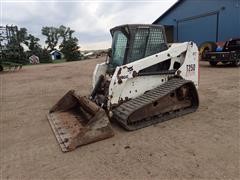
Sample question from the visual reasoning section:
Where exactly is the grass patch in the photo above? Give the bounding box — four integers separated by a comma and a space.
52, 59, 66, 63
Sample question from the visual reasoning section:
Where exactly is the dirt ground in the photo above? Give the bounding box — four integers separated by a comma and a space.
0, 57, 239, 180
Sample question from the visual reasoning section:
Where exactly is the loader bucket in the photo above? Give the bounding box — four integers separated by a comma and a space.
47, 90, 114, 152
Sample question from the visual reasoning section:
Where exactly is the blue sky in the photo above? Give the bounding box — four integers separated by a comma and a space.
1, 0, 177, 50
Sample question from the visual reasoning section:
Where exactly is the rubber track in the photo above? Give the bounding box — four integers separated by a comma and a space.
112, 78, 199, 130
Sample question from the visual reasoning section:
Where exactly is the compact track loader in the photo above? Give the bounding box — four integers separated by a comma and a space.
48, 24, 199, 152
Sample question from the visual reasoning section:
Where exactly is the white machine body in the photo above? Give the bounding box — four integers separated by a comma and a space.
93, 42, 199, 109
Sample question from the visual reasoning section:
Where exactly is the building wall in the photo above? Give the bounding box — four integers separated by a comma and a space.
154, 0, 240, 45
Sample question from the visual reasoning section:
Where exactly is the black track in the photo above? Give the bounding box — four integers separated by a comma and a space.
112, 78, 199, 130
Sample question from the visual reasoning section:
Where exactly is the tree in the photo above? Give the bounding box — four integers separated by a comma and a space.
37, 48, 52, 63
58, 25, 81, 61
27, 34, 40, 51
60, 37, 80, 61
59, 25, 74, 42
1, 25, 28, 64
41, 26, 61, 51
41, 25, 81, 61
17, 27, 28, 44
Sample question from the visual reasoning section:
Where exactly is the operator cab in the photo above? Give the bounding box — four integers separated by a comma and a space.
108, 24, 169, 72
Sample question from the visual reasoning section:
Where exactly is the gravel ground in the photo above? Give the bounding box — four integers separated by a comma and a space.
0, 57, 239, 180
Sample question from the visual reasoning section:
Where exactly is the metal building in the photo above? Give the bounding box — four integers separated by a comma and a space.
153, 0, 240, 45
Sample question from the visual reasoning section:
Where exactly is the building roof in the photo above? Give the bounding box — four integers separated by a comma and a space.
50, 50, 61, 54
153, 0, 185, 24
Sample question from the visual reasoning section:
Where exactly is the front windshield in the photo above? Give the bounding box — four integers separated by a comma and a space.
111, 31, 127, 68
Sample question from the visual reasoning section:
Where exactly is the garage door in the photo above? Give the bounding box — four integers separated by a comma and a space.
177, 13, 218, 45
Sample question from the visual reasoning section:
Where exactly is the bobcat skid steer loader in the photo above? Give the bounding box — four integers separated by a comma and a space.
47, 24, 199, 152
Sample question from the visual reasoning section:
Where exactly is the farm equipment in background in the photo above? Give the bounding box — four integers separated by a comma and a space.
199, 38, 240, 66
47, 24, 199, 152
0, 25, 25, 72
0, 61, 22, 72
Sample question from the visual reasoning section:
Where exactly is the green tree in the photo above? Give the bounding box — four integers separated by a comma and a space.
41, 25, 81, 61
2, 26, 28, 64
27, 34, 40, 51
41, 26, 61, 51
59, 25, 75, 42
37, 48, 52, 63
60, 37, 80, 61
17, 27, 28, 44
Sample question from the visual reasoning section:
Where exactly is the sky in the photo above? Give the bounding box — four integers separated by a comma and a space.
1, 0, 177, 50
